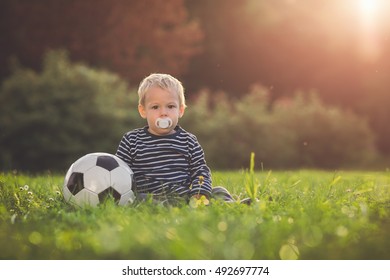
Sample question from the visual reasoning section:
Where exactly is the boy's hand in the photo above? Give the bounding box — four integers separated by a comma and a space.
189, 194, 210, 207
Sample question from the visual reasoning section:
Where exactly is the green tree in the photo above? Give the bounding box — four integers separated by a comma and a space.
0, 50, 141, 171
182, 87, 377, 169
273, 92, 378, 168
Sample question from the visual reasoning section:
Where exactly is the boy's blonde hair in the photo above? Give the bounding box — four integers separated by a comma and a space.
138, 73, 186, 108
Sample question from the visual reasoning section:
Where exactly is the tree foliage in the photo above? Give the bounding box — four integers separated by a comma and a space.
0, 50, 142, 171
0, 51, 378, 171
1, 0, 203, 84
181, 86, 377, 170
1, 0, 388, 170
184, 0, 390, 156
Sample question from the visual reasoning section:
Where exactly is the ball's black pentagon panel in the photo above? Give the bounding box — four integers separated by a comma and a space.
96, 155, 119, 171
67, 172, 84, 195
98, 186, 121, 203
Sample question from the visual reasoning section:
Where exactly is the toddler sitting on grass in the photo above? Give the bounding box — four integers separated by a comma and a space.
116, 73, 250, 205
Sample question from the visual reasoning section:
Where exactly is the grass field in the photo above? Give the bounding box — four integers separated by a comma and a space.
0, 169, 389, 260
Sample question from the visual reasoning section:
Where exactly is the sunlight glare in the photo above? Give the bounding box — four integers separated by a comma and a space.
359, 0, 379, 16
357, 0, 382, 63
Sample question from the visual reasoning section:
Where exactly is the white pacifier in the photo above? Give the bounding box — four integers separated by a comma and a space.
155, 117, 172, 129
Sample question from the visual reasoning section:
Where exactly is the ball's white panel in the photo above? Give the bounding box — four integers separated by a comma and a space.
73, 189, 99, 207
110, 167, 133, 194
115, 156, 133, 174
118, 190, 136, 205
63, 164, 74, 193
71, 154, 98, 173
62, 184, 73, 202
84, 166, 110, 193
64, 163, 74, 183
90, 152, 112, 157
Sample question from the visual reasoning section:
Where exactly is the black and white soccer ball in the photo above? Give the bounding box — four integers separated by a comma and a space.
63, 152, 135, 207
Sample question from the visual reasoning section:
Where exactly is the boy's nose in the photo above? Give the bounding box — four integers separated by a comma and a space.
160, 108, 168, 116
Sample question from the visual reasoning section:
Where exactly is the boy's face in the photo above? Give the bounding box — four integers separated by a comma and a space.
138, 86, 185, 136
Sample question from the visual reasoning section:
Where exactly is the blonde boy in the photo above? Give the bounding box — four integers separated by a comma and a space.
116, 73, 235, 204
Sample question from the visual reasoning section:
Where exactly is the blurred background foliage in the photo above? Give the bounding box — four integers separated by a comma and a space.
181, 86, 377, 170
0, 51, 377, 171
0, 0, 389, 171
0, 50, 143, 171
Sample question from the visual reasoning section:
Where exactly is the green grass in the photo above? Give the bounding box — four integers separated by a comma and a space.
0, 169, 389, 260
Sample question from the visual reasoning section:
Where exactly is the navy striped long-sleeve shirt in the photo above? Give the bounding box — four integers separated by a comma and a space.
115, 126, 212, 200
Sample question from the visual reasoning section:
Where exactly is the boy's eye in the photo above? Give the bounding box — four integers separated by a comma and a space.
168, 105, 176, 109
151, 105, 158, 110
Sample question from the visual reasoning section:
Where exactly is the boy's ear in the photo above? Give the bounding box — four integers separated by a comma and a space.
138, 104, 147, 119
179, 105, 185, 118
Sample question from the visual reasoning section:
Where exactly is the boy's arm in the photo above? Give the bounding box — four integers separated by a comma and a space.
188, 138, 212, 199
115, 133, 133, 167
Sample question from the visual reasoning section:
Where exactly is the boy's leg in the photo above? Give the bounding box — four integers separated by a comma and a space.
211, 186, 254, 205
211, 186, 235, 202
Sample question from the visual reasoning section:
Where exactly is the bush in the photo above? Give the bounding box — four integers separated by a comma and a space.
182, 87, 378, 169
0, 50, 142, 171
0, 50, 378, 171
273, 92, 377, 168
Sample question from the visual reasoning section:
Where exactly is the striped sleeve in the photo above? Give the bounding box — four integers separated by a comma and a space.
116, 134, 132, 166
115, 129, 139, 167
187, 134, 212, 198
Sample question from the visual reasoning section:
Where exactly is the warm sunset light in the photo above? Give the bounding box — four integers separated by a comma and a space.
359, 0, 379, 16
357, 0, 382, 62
